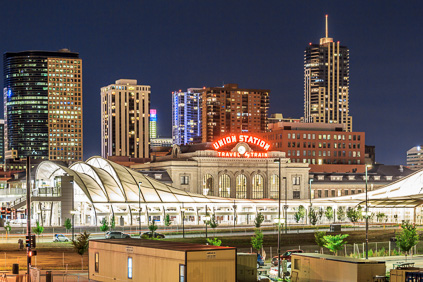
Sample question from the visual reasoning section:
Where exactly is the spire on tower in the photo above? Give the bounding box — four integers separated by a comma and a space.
325, 14, 328, 38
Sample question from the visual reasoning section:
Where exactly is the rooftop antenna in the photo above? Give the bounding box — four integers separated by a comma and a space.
325, 14, 328, 38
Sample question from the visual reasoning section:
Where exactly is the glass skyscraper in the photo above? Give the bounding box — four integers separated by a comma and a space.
172, 88, 202, 145
3, 49, 83, 161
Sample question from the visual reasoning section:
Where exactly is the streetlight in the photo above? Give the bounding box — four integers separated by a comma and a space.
365, 165, 372, 259
284, 177, 288, 235
138, 182, 142, 235
181, 203, 186, 239
70, 210, 78, 241
204, 205, 210, 239
274, 217, 285, 278
309, 178, 314, 206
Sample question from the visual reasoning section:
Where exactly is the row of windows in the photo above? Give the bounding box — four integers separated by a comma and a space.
291, 158, 361, 165
288, 150, 361, 157
287, 142, 361, 149
283, 133, 361, 141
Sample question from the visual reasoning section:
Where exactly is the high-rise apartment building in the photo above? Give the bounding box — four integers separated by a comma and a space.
3, 50, 83, 161
150, 109, 157, 139
304, 15, 352, 131
0, 120, 4, 164
201, 84, 269, 143
407, 146, 423, 170
172, 88, 202, 145
101, 79, 150, 159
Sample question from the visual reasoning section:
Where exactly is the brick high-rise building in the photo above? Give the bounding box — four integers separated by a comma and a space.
3, 49, 83, 161
201, 83, 269, 143
101, 79, 150, 159
304, 15, 352, 131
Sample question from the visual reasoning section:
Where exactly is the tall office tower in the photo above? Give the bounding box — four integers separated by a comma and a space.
150, 109, 157, 139
304, 15, 352, 132
0, 120, 4, 164
172, 88, 202, 145
101, 79, 150, 159
407, 146, 423, 170
201, 83, 269, 143
3, 50, 83, 161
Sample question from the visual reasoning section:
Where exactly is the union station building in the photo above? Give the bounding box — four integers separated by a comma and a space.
131, 134, 310, 200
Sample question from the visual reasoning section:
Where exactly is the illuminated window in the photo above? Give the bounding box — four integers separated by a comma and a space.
269, 175, 279, 199
252, 175, 264, 199
128, 257, 133, 279
219, 174, 231, 197
236, 175, 247, 199
202, 174, 213, 196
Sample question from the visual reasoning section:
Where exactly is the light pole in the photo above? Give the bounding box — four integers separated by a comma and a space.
181, 203, 186, 239
284, 177, 288, 235
204, 205, 210, 239
138, 182, 142, 235
365, 165, 371, 259
309, 178, 314, 206
274, 158, 282, 279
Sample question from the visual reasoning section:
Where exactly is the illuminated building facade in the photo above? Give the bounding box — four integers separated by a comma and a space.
407, 146, 423, 170
0, 120, 4, 164
172, 88, 202, 145
304, 15, 352, 131
201, 84, 269, 142
133, 133, 309, 200
3, 49, 83, 161
264, 122, 365, 167
150, 109, 157, 139
101, 79, 150, 159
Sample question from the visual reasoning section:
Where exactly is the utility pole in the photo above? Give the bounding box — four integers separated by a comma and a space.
26, 156, 31, 282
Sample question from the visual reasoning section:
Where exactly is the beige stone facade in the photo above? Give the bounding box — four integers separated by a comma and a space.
131, 148, 311, 201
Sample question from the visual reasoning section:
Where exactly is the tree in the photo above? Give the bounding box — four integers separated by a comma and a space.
251, 229, 264, 253
64, 218, 72, 233
308, 207, 318, 226
294, 205, 306, 223
346, 207, 359, 225
99, 218, 109, 233
71, 231, 90, 270
357, 205, 364, 221
325, 207, 334, 222
32, 221, 44, 236
337, 206, 346, 222
148, 220, 158, 237
110, 216, 116, 230
318, 207, 324, 223
209, 213, 218, 229
164, 214, 172, 227
376, 212, 386, 223
323, 234, 349, 256
254, 212, 264, 228
315, 231, 326, 254
4, 222, 11, 239
206, 237, 222, 246
396, 221, 419, 261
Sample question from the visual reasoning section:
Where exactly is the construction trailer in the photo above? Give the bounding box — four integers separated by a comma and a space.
89, 239, 236, 282
290, 253, 386, 282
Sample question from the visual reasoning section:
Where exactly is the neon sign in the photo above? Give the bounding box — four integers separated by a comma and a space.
217, 151, 268, 158
212, 135, 270, 151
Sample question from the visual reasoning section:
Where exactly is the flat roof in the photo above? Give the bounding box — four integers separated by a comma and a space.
292, 253, 385, 264
90, 239, 236, 252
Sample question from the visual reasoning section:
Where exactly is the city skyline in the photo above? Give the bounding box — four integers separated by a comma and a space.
0, 1, 422, 165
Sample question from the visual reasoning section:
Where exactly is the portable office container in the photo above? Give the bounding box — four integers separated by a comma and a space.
290, 253, 385, 282
89, 239, 236, 282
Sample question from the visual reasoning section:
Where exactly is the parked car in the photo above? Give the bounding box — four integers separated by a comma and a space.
257, 253, 265, 269
105, 231, 131, 239
53, 234, 70, 242
269, 261, 291, 278
271, 249, 303, 265
141, 232, 165, 239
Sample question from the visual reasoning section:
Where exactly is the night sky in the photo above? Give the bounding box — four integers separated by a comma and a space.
0, 1, 422, 165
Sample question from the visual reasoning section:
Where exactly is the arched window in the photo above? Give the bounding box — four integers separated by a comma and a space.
202, 174, 214, 196
236, 174, 247, 199
270, 174, 279, 199
252, 174, 264, 199
219, 174, 231, 197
